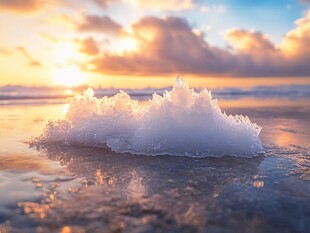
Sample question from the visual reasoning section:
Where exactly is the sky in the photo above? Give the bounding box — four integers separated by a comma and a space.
0, 0, 310, 88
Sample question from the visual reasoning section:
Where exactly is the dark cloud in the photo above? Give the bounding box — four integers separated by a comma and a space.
78, 15, 123, 35
16, 46, 42, 67
0, 0, 45, 13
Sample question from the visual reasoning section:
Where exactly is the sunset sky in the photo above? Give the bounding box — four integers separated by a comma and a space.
0, 0, 310, 88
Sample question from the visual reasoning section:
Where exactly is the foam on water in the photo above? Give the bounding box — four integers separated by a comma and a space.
33, 78, 263, 157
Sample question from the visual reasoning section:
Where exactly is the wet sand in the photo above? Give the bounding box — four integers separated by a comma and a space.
0, 100, 309, 233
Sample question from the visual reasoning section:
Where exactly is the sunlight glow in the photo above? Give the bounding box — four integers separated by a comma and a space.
54, 42, 80, 65
63, 104, 70, 114
65, 89, 73, 95
52, 66, 86, 87
112, 37, 138, 55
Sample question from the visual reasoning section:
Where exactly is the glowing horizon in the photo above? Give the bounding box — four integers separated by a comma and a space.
0, 0, 310, 88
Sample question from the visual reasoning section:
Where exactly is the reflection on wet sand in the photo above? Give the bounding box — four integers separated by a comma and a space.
1, 102, 310, 233
0, 154, 60, 172
224, 106, 310, 147
14, 146, 264, 233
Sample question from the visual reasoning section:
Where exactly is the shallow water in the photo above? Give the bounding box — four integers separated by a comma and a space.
0, 99, 310, 233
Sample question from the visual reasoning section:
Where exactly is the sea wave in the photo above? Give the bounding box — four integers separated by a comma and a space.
31, 78, 263, 157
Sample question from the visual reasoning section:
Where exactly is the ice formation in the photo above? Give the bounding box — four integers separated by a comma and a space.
33, 78, 263, 157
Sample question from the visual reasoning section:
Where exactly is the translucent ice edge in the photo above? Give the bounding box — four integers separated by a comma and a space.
32, 78, 263, 157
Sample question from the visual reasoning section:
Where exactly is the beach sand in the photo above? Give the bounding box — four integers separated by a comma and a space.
0, 99, 309, 233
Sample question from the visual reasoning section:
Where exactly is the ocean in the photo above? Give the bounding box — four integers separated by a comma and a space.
0, 83, 309, 233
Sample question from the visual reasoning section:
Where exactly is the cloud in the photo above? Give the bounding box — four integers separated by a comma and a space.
92, 0, 115, 8
210, 4, 227, 14
0, 46, 12, 55
0, 0, 45, 13
58, 0, 116, 10
200, 4, 227, 14
88, 16, 235, 75
226, 29, 276, 52
39, 32, 59, 43
0, 0, 116, 14
299, 0, 310, 4
135, 0, 194, 11
78, 15, 123, 35
77, 37, 100, 55
16, 46, 42, 67
225, 10, 310, 76
280, 10, 310, 57
77, 10, 310, 77
276, 10, 310, 75
225, 29, 284, 75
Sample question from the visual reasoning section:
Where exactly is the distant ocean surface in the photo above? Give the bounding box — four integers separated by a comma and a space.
1, 84, 310, 105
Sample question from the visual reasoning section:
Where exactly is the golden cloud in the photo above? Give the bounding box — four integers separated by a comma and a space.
78, 15, 123, 35
78, 37, 100, 55
135, 0, 194, 11
16, 46, 42, 67
0, 0, 45, 13
81, 11, 310, 76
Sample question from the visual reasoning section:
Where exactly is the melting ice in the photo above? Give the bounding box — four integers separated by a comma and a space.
33, 78, 263, 157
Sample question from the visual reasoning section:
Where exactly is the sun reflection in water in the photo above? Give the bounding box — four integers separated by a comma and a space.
253, 180, 264, 188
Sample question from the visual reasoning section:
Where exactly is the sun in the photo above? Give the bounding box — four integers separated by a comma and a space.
51, 40, 88, 87
54, 41, 79, 64
52, 65, 87, 87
